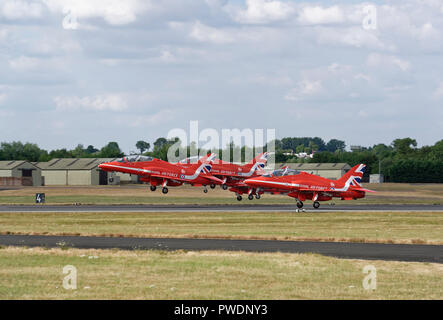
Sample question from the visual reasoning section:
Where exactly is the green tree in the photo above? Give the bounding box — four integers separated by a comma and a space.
326, 139, 346, 152
85, 145, 99, 154
99, 142, 124, 158
392, 138, 417, 155
136, 141, 151, 154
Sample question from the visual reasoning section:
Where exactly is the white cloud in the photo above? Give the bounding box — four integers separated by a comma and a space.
54, 94, 128, 112
8, 56, 40, 71
129, 109, 175, 127
367, 53, 411, 72
190, 21, 234, 44
285, 80, 322, 101
314, 26, 387, 50
0, 0, 44, 20
298, 5, 344, 25
231, 0, 294, 24
0, 93, 7, 105
433, 82, 443, 99
42, 0, 149, 25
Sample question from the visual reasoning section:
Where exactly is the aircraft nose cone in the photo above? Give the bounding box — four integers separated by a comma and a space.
98, 163, 109, 171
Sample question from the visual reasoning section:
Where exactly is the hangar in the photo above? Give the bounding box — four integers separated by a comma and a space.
273, 163, 351, 180
36, 158, 138, 186
0, 161, 42, 186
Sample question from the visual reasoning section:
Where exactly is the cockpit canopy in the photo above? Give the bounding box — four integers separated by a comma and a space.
263, 168, 300, 177
178, 156, 202, 164
116, 155, 153, 163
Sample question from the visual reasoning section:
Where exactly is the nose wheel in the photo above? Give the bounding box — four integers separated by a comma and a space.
313, 201, 320, 209
236, 195, 242, 201
221, 184, 228, 190
255, 194, 261, 200
162, 187, 168, 194
150, 185, 156, 192
296, 201, 304, 209
203, 188, 208, 193
248, 194, 254, 200
210, 184, 216, 189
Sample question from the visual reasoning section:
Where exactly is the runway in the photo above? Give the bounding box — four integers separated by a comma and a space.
0, 234, 441, 263
0, 204, 442, 212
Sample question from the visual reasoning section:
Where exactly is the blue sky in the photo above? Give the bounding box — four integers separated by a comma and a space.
0, 0, 442, 153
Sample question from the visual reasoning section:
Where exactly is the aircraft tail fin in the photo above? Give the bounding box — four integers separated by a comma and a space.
243, 152, 269, 170
187, 153, 216, 175
337, 164, 366, 187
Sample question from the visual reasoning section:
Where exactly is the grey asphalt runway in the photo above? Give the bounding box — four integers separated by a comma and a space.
0, 234, 441, 263
0, 204, 442, 212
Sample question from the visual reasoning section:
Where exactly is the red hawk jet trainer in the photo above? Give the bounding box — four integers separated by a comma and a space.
98, 153, 223, 194
178, 152, 269, 192
244, 164, 374, 208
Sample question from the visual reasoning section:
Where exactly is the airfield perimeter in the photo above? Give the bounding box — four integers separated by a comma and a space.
0, 183, 442, 263
0, 183, 442, 299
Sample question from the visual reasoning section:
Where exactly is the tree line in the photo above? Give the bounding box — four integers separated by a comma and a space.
269, 137, 443, 183
0, 137, 442, 182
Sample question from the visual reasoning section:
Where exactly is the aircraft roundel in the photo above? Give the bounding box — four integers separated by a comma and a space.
180, 174, 185, 179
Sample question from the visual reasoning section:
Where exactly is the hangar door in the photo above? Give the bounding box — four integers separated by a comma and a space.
99, 170, 108, 185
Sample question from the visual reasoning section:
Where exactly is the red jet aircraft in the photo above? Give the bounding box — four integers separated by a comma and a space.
177, 152, 269, 194
98, 154, 223, 194
243, 164, 374, 208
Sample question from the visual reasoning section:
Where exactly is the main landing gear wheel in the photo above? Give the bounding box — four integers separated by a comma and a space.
150, 185, 156, 192
296, 201, 304, 209
162, 187, 168, 194
313, 201, 320, 209
222, 184, 228, 190
203, 188, 208, 193
255, 194, 261, 200
210, 184, 216, 189
248, 194, 254, 200
237, 195, 242, 201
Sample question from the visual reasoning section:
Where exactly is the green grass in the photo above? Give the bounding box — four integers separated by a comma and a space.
0, 195, 441, 205
1, 211, 442, 244
0, 195, 299, 205
0, 247, 441, 299
0, 183, 442, 205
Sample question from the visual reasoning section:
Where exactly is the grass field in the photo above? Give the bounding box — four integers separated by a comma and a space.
1, 211, 442, 244
1, 184, 442, 300
0, 246, 441, 300
0, 183, 442, 205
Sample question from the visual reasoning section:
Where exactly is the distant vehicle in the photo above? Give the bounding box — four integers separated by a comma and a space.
243, 164, 374, 208
178, 152, 269, 197
98, 153, 223, 194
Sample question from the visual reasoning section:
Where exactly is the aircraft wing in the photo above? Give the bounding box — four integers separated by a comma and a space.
202, 175, 224, 184
149, 173, 181, 180
352, 187, 376, 193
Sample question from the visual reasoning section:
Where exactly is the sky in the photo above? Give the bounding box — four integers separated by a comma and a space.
0, 0, 442, 154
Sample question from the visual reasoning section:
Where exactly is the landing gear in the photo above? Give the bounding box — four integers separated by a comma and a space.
255, 194, 261, 200
248, 194, 254, 200
296, 201, 304, 209
313, 201, 320, 209
203, 188, 208, 193
222, 184, 228, 190
210, 184, 216, 189
237, 195, 242, 201
150, 185, 156, 192
162, 187, 168, 194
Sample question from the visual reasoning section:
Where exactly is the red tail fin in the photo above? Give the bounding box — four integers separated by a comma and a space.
337, 164, 366, 186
